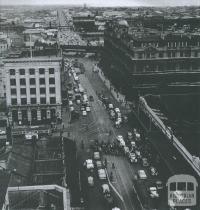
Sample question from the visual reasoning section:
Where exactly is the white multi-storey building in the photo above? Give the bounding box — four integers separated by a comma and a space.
4, 57, 62, 125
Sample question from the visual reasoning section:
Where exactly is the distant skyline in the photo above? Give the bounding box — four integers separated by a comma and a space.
0, 0, 200, 7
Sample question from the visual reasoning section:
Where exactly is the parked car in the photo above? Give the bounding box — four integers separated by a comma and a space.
69, 106, 74, 111
98, 169, 107, 180
138, 170, 147, 179
89, 95, 94, 101
114, 108, 120, 113
123, 146, 129, 155
68, 100, 73, 106
149, 187, 159, 198
80, 105, 85, 111
102, 184, 110, 194
135, 150, 142, 159
108, 104, 114, 109
115, 120, 122, 128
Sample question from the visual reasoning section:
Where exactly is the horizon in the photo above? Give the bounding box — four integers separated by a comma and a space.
0, 0, 199, 7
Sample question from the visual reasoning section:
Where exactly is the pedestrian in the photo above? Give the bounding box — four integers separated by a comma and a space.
112, 162, 115, 169
104, 158, 107, 168
62, 123, 64, 129
110, 172, 113, 182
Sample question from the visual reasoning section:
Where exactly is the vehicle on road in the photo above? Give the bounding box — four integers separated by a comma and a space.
142, 158, 150, 167
138, 170, 147, 179
108, 103, 114, 109
76, 99, 81, 104
102, 184, 110, 194
127, 132, 133, 140
123, 146, 129, 155
102, 184, 114, 204
94, 151, 100, 160
89, 95, 94, 101
129, 153, 138, 163
88, 176, 94, 187
156, 180, 163, 191
98, 169, 107, 180
80, 105, 85, 111
82, 110, 87, 116
149, 187, 159, 198
116, 135, 125, 147
115, 120, 121, 128
68, 100, 73, 106
135, 150, 142, 159
69, 106, 74, 111
95, 160, 102, 169
114, 107, 120, 113
150, 166, 158, 176
84, 159, 94, 170
86, 106, 91, 112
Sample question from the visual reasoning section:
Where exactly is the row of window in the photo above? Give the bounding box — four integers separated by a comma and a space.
10, 78, 55, 86
11, 97, 56, 105
11, 87, 56, 95
9, 68, 55, 75
136, 51, 198, 59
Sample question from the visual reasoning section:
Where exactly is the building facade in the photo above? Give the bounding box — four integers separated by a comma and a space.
4, 57, 62, 125
103, 19, 200, 98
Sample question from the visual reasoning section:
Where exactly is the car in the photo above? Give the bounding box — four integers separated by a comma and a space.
149, 187, 159, 198
135, 150, 142, 158
68, 100, 73, 106
86, 106, 91, 112
156, 180, 163, 190
76, 99, 81, 104
89, 95, 94, 101
98, 169, 106, 180
117, 117, 122, 123
88, 176, 94, 187
69, 106, 74, 111
115, 107, 120, 113
84, 159, 94, 169
108, 104, 114, 109
130, 141, 136, 148
115, 120, 121, 128
138, 170, 147, 179
150, 167, 158, 176
142, 158, 150, 167
102, 184, 110, 194
129, 153, 138, 163
94, 151, 100, 160
95, 160, 102, 169
80, 106, 85, 111
116, 135, 123, 142
127, 132, 133, 140
117, 112, 121, 118
112, 208, 120, 210
82, 110, 87, 116
74, 87, 79, 93
123, 146, 129, 155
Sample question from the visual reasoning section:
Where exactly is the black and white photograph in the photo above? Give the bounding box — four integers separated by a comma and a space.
0, 0, 200, 210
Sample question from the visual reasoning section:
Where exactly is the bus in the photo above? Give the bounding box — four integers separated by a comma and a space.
166, 174, 198, 207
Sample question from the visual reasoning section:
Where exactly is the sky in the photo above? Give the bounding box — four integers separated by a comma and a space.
0, 0, 199, 7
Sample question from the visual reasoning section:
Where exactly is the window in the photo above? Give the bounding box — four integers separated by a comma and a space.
10, 79, 16, 86
20, 78, 26, 85
20, 88, 26, 95
194, 52, 198, 57
170, 182, 176, 191
40, 88, 46, 94
168, 52, 171, 58
49, 68, 54, 74
177, 182, 186, 191
30, 88, 36, 94
29, 68, 35, 75
21, 98, 27, 105
172, 52, 176, 57
31, 98, 36, 104
11, 98, 17, 105
159, 52, 163, 58
138, 53, 143, 59
39, 78, 45, 85
40, 97, 46, 104
39, 68, 45, 74
11, 89, 16, 95
49, 78, 55, 84
30, 78, 36, 85
180, 51, 184, 57
10, 69, 15, 75
146, 53, 150, 58
49, 87, 55, 94
187, 182, 194, 191
50, 97, 56, 104
19, 69, 25, 75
